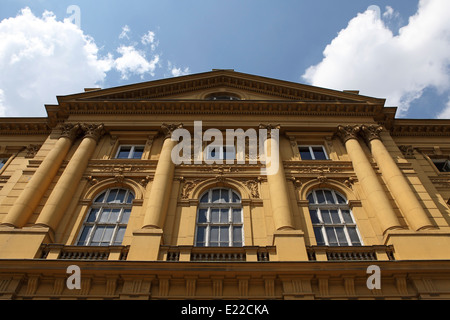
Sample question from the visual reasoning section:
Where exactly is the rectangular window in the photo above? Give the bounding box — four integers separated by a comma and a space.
116, 145, 145, 159
299, 146, 328, 160
206, 145, 236, 161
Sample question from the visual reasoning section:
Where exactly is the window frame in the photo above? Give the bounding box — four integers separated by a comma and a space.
298, 145, 329, 160
115, 145, 145, 159
195, 188, 244, 247
307, 189, 362, 247
76, 188, 135, 246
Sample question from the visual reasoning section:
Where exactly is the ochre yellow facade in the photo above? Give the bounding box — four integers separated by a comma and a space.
0, 70, 450, 300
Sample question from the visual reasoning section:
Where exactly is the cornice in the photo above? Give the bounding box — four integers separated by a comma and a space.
391, 120, 450, 136
0, 118, 51, 135
54, 100, 385, 118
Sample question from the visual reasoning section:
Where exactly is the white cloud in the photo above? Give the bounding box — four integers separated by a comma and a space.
0, 8, 171, 117
302, 0, 450, 117
114, 45, 160, 79
0, 8, 112, 117
167, 61, 190, 77
437, 98, 450, 119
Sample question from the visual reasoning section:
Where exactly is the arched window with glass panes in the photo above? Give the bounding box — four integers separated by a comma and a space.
76, 188, 134, 246
307, 189, 362, 246
195, 188, 243, 247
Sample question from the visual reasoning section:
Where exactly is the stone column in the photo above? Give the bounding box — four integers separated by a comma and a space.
361, 125, 434, 231
1, 124, 81, 228
34, 124, 105, 232
260, 124, 294, 231
142, 123, 182, 229
336, 125, 402, 234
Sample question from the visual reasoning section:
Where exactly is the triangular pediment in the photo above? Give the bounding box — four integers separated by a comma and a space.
57, 70, 385, 105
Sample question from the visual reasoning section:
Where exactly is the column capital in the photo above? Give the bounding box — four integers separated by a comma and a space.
335, 125, 361, 144
161, 123, 183, 140
259, 124, 280, 138
361, 125, 384, 142
80, 123, 106, 142
59, 123, 81, 141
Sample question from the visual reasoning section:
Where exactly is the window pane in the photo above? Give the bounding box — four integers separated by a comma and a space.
132, 146, 144, 159
232, 209, 242, 223
94, 192, 106, 203
210, 227, 219, 242
87, 208, 99, 222
116, 189, 126, 203
109, 209, 120, 223
126, 192, 135, 204
299, 147, 313, 160
348, 227, 361, 246
324, 190, 335, 204
232, 192, 240, 203
200, 193, 209, 203
325, 227, 338, 246
220, 189, 229, 203
312, 147, 327, 160
313, 227, 325, 246
224, 146, 236, 160
106, 189, 119, 203
316, 190, 326, 204
117, 146, 131, 159
114, 227, 126, 245
198, 209, 207, 223
220, 209, 229, 223
92, 226, 105, 243
220, 226, 229, 243
233, 226, 242, 242
196, 226, 206, 246
102, 226, 114, 245
335, 227, 348, 246
211, 209, 220, 223
99, 209, 111, 223
321, 210, 332, 224
307, 193, 315, 204
336, 193, 347, 204
309, 209, 320, 224
330, 210, 340, 224
342, 210, 353, 223
212, 189, 220, 203
121, 209, 131, 224
77, 226, 92, 245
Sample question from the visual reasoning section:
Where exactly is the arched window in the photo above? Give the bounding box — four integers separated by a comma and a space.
195, 188, 243, 247
307, 189, 362, 246
76, 188, 135, 246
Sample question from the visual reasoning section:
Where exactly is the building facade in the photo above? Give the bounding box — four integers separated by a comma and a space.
0, 70, 449, 300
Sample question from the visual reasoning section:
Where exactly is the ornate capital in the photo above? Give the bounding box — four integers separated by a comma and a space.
361, 125, 383, 142
336, 125, 361, 144
259, 123, 280, 139
59, 123, 81, 141
161, 123, 183, 140
81, 123, 106, 142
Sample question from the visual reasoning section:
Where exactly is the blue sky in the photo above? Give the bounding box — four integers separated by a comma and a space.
1, 0, 449, 119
